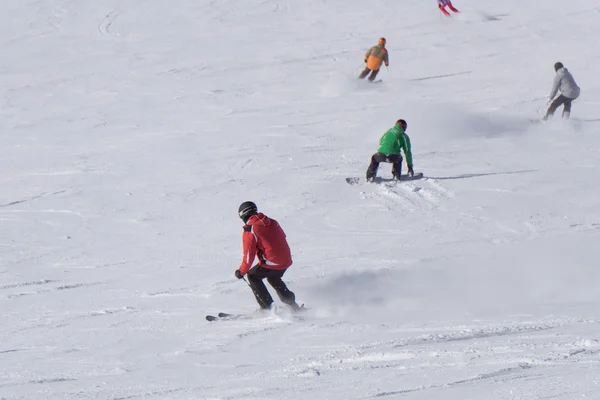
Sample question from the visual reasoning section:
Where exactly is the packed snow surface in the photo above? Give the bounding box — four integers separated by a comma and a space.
1, 0, 600, 399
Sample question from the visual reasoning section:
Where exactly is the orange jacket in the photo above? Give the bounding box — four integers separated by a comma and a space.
365, 44, 389, 70
238, 213, 293, 275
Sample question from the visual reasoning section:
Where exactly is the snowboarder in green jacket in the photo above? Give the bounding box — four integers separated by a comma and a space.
366, 119, 414, 182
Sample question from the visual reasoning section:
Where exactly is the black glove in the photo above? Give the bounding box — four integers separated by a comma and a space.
234, 269, 243, 279
407, 165, 414, 176
364, 59, 367, 63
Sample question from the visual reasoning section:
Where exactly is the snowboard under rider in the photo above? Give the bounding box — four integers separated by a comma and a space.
366, 119, 414, 182
234, 201, 301, 311
543, 62, 580, 121
358, 37, 389, 82
438, 0, 459, 16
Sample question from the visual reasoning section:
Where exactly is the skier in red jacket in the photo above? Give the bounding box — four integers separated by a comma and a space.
234, 201, 301, 310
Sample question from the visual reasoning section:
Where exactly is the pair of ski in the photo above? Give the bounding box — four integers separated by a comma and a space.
206, 304, 307, 322
206, 312, 246, 322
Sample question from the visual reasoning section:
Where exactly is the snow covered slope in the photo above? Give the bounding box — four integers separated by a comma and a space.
1, 0, 599, 399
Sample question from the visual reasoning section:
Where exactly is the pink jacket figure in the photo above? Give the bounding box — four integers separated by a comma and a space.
438, 0, 459, 16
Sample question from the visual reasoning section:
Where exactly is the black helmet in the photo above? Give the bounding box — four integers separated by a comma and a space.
396, 119, 407, 131
238, 201, 258, 222
554, 62, 564, 72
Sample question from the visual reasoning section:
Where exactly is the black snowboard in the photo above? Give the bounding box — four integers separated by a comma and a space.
346, 172, 424, 185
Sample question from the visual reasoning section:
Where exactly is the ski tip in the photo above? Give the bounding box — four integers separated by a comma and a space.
206, 315, 219, 322
218, 312, 233, 318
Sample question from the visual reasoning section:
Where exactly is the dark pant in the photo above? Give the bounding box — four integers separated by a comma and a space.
247, 265, 298, 310
546, 94, 574, 118
366, 153, 403, 180
358, 67, 380, 81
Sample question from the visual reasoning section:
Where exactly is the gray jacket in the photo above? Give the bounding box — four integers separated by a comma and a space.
549, 68, 580, 99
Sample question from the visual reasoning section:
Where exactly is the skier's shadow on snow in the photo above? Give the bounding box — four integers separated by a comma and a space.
412, 71, 472, 82
481, 13, 509, 21
428, 169, 536, 181
574, 118, 600, 123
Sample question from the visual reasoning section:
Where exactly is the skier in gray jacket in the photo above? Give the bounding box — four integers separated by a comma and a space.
543, 62, 580, 120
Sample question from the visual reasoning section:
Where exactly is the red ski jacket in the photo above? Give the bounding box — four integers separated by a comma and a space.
238, 213, 293, 275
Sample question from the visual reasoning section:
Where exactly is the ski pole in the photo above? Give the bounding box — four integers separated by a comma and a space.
242, 276, 270, 309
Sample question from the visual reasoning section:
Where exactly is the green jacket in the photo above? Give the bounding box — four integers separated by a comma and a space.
377, 125, 413, 165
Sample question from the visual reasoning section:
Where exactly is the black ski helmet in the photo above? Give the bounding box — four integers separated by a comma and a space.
396, 119, 407, 131
554, 62, 564, 72
238, 201, 258, 222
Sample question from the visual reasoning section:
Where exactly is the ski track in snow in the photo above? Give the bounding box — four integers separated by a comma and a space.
356, 178, 454, 215
0, 190, 67, 207
97, 10, 120, 37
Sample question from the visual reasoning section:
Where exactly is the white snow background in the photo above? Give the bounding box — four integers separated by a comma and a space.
1, 0, 600, 399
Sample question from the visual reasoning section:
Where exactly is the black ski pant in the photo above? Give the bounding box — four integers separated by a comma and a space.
358, 67, 380, 81
366, 153, 403, 180
546, 94, 575, 118
247, 265, 297, 310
